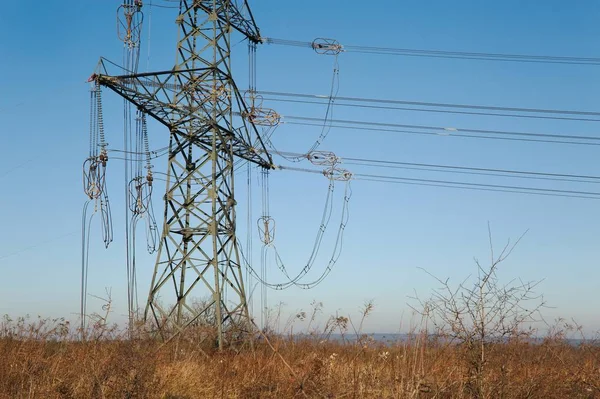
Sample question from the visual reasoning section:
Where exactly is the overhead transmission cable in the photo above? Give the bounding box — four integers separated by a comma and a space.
278, 165, 600, 200
342, 157, 600, 184
259, 90, 600, 123
259, 169, 269, 326
282, 115, 600, 147
270, 149, 600, 199
271, 150, 600, 185
263, 37, 600, 66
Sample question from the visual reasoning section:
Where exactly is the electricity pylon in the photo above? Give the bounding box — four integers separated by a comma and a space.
91, 0, 272, 348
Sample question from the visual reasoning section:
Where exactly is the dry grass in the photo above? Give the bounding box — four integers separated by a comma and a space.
1, 315, 599, 398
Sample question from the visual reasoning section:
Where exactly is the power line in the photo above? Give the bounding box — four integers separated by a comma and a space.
267, 98, 600, 123
342, 157, 600, 183
278, 165, 600, 200
282, 116, 600, 146
259, 91, 600, 123
344, 162, 598, 184
354, 177, 600, 200
285, 116, 600, 142
263, 37, 600, 66
287, 121, 600, 147
354, 172, 600, 198
261, 91, 600, 117
271, 149, 600, 184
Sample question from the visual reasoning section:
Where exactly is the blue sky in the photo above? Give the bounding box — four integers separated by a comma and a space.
0, 1, 599, 335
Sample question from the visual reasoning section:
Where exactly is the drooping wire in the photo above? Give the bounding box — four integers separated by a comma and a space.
131, 0, 146, 313
282, 181, 351, 290
128, 111, 158, 252
259, 169, 269, 327
80, 82, 113, 337
267, 178, 335, 284
82, 82, 113, 247
305, 53, 339, 152
153, 163, 352, 292
248, 155, 351, 292
117, 0, 145, 334
240, 177, 351, 290
123, 75, 134, 334
273, 54, 340, 162
80, 200, 95, 339
246, 161, 254, 317
126, 111, 158, 327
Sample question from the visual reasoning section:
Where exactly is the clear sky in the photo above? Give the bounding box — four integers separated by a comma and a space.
0, 1, 599, 335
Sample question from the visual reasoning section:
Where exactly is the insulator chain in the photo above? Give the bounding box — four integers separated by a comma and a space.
117, 1, 144, 48
128, 177, 151, 215
312, 38, 344, 55
96, 82, 107, 160
82, 81, 113, 249
130, 112, 154, 216
257, 216, 276, 245
142, 113, 153, 177
243, 90, 281, 126
83, 83, 108, 200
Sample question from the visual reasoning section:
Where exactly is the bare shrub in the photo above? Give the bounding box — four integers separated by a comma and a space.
412, 226, 546, 397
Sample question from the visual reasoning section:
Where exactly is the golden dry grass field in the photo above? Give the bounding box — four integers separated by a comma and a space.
1, 315, 599, 399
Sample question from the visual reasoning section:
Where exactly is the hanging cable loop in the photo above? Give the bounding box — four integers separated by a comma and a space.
268, 48, 340, 162
241, 178, 352, 291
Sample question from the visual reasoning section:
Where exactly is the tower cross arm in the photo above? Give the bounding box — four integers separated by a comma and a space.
90, 66, 274, 169
195, 0, 261, 43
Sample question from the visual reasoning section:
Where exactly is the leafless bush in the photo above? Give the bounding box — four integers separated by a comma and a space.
412, 226, 546, 397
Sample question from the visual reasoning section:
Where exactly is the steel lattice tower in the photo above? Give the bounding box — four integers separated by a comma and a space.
92, 0, 272, 347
